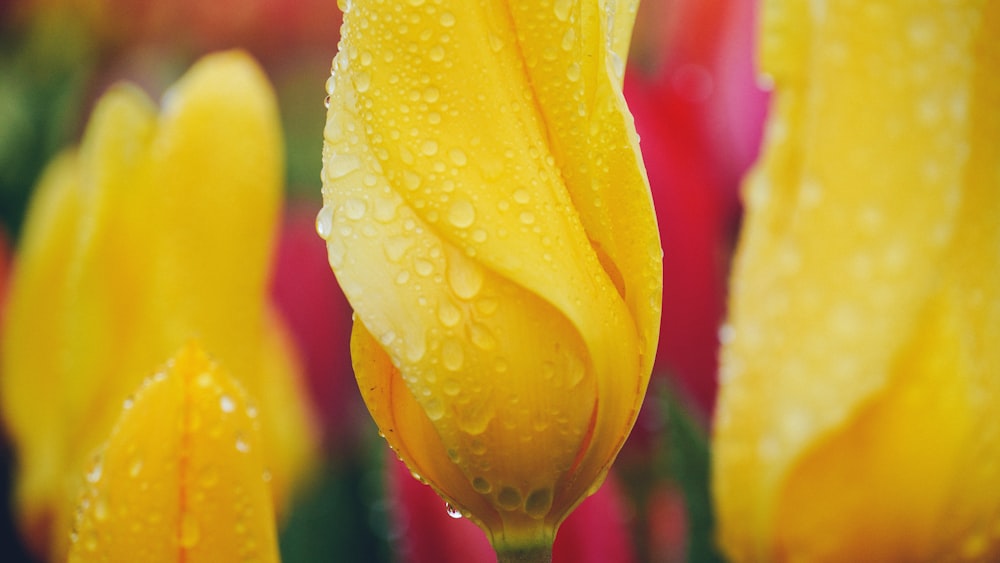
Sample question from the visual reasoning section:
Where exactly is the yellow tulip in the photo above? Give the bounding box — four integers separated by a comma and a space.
713, 1, 1000, 561
319, 0, 661, 559
67, 343, 280, 563
0, 50, 316, 560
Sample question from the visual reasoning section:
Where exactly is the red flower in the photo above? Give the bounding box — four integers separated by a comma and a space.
269, 200, 361, 451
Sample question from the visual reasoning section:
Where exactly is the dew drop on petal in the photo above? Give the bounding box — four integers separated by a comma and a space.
441, 340, 465, 371
235, 434, 250, 453
315, 204, 335, 239
445, 503, 463, 519
448, 257, 484, 299
414, 259, 434, 276
325, 154, 362, 181
354, 72, 371, 92
472, 477, 492, 493
425, 398, 445, 421
553, 0, 572, 21
448, 148, 467, 166
447, 200, 476, 228
524, 488, 553, 518
566, 62, 581, 82
86, 459, 103, 484
497, 486, 522, 510
437, 301, 462, 327
421, 139, 439, 156
344, 198, 367, 220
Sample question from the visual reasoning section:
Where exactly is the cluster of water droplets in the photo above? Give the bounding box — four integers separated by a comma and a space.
319, 0, 653, 527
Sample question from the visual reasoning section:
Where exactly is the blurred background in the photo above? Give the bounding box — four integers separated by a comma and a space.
0, 0, 769, 561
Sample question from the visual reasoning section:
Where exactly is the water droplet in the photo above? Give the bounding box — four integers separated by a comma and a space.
414, 259, 434, 276
87, 459, 103, 483
469, 324, 496, 350
423, 87, 440, 103
443, 379, 461, 396
219, 395, 235, 413
405, 336, 427, 362
383, 236, 414, 263
429, 45, 445, 62
437, 301, 462, 327
448, 148, 468, 167
519, 211, 536, 225
470, 439, 487, 455
122, 395, 135, 410
441, 340, 465, 371
403, 171, 422, 191
553, 0, 572, 21
235, 434, 250, 453
179, 513, 200, 548
524, 488, 553, 518
94, 497, 109, 522
323, 95, 331, 109
472, 477, 492, 493
497, 486, 522, 510
425, 398, 445, 421
447, 200, 476, 228
475, 297, 498, 316
344, 198, 367, 221
445, 503, 463, 519
421, 139, 439, 156
354, 72, 371, 93
315, 205, 334, 239
561, 27, 576, 51
566, 62, 581, 82
448, 258, 484, 299
513, 188, 531, 204
439, 12, 456, 27
325, 154, 362, 181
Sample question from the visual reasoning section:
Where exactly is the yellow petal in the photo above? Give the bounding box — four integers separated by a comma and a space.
713, 2, 1000, 560
1, 50, 316, 559
321, 0, 660, 550
0, 150, 83, 554
67, 343, 279, 563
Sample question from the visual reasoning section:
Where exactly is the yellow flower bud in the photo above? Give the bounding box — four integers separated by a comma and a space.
0, 50, 316, 559
713, 1, 1000, 561
68, 343, 280, 563
320, 1, 661, 556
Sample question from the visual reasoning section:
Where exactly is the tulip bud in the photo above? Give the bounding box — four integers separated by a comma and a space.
319, 1, 661, 558
0, 50, 316, 559
68, 343, 280, 563
713, 1, 1000, 560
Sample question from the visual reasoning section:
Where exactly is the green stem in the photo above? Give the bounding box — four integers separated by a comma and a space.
494, 544, 553, 563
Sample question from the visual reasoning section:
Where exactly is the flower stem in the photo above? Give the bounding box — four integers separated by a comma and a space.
494, 544, 553, 563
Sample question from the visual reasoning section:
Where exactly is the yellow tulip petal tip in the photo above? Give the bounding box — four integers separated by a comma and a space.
67, 343, 280, 563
